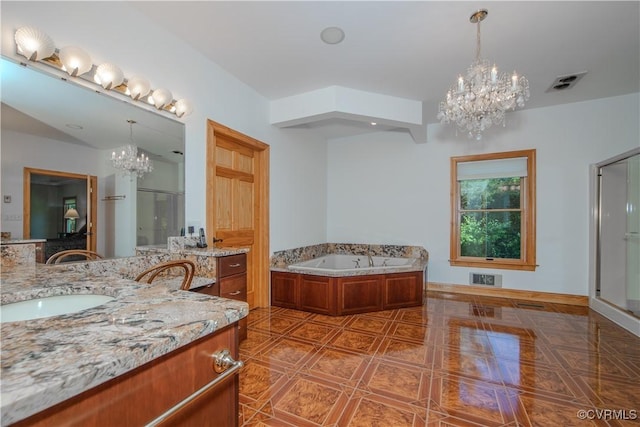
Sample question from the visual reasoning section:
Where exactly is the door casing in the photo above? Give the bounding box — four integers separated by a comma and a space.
23, 167, 97, 253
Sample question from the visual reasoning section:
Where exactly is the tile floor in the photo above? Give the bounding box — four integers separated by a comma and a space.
238, 291, 640, 426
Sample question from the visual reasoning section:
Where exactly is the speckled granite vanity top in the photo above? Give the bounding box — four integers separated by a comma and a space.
0, 261, 248, 425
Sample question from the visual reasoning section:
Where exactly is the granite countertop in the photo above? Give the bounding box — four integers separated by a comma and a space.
0, 265, 248, 425
136, 245, 250, 258
1, 239, 46, 244
270, 258, 428, 277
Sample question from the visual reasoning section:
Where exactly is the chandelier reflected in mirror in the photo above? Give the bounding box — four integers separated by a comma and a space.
111, 120, 153, 178
438, 9, 530, 140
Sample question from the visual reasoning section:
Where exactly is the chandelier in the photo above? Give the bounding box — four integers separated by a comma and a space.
111, 120, 153, 178
437, 9, 529, 140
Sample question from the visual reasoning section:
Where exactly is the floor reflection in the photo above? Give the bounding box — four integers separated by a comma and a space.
239, 291, 640, 426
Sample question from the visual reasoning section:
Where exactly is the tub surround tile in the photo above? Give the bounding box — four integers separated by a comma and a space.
270, 243, 329, 268
0, 251, 249, 424
327, 243, 428, 260
270, 243, 428, 268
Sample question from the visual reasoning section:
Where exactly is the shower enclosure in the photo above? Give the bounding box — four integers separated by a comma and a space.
595, 148, 640, 328
136, 189, 185, 246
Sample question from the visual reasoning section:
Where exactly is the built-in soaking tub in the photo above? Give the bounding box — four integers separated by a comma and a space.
288, 254, 415, 274
271, 248, 428, 316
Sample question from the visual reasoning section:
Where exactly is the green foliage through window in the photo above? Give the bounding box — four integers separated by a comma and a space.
459, 177, 522, 259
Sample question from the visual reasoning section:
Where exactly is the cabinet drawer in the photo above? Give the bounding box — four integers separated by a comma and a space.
191, 282, 219, 297
219, 275, 247, 301
217, 254, 246, 278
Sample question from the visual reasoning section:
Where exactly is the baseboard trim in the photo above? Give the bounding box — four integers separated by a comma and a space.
427, 282, 588, 306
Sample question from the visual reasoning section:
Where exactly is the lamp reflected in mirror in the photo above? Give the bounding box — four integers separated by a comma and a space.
64, 207, 80, 233
64, 208, 80, 219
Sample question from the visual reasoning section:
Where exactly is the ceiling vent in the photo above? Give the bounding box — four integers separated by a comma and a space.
546, 71, 588, 92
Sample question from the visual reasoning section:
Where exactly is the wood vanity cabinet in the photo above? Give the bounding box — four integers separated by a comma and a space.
192, 254, 247, 341
34, 241, 45, 263
14, 324, 240, 427
218, 254, 248, 341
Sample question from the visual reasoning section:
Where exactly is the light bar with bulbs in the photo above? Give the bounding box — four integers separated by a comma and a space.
13, 26, 193, 118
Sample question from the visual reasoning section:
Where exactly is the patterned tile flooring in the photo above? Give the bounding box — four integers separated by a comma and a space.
238, 292, 640, 426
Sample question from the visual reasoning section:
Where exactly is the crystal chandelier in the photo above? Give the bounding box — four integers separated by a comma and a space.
111, 120, 153, 178
437, 9, 530, 140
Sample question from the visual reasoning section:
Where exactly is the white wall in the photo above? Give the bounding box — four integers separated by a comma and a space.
1, 1, 328, 254
0, 129, 109, 250
327, 93, 640, 296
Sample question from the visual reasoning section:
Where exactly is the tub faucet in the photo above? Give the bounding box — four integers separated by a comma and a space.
367, 253, 374, 267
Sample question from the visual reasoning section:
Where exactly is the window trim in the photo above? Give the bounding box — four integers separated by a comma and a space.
450, 149, 537, 271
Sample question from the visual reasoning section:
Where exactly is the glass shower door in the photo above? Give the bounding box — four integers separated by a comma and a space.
598, 152, 640, 317
136, 189, 185, 247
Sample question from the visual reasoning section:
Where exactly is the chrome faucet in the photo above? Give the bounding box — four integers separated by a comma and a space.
367, 253, 374, 267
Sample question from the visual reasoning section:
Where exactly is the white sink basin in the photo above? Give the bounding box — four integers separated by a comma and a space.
0, 294, 114, 323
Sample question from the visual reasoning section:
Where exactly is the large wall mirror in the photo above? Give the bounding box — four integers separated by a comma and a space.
1, 56, 185, 260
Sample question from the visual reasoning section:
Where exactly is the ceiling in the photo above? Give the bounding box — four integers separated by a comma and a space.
128, 1, 640, 140
2, 2, 638, 144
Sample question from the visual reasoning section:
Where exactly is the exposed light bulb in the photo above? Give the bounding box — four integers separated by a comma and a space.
14, 27, 55, 61
152, 88, 172, 110
94, 63, 124, 90
174, 99, 193, 118
59, 46, 92, 77
127, 75, 151, 100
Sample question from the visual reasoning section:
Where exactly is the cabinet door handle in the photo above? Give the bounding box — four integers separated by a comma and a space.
145, 349, 243, 426
228, 263, 242, 268
228, 290, 242, 296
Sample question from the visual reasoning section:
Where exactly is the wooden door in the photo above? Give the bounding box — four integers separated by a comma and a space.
23, 168, 97, 255
206, 120, 269, 308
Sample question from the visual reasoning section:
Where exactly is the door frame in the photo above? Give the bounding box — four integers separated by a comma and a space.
23, 167, 97, 253
206, 120, 270, 308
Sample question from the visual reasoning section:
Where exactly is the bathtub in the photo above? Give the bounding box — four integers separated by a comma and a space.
288, 254, 415, 274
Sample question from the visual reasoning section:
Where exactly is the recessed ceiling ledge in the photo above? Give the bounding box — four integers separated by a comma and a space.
270, 86, 427, 143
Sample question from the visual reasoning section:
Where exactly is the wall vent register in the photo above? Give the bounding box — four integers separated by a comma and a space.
469, 273, 502, 287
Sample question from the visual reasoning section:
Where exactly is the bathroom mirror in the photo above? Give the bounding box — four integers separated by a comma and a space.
0, 56, 185, 259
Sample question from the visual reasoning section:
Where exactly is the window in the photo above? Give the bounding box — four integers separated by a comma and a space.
450, 149, 536, 271
63, 197, 77, 234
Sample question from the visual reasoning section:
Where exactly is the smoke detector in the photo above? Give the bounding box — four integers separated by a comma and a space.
546, 71, 588, 92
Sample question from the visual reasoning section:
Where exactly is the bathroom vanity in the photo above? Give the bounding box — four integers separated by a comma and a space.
0, 243, 249, 426
137, 244, 249, 341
